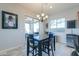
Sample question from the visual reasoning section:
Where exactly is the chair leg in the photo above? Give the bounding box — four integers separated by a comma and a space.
27, 47, 29, 56
27, 40, 29, 56
51, 44, 54, 56
48, 45, 50, 56
32, 48, 34, 56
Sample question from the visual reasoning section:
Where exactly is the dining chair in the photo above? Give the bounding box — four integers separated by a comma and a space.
42, 33, 54, 56
27, 34, 38, 56
71, 35, 79, 56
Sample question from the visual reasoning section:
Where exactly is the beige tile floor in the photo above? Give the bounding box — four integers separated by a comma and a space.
28, 42, 75, 56
0, 42, 74, 56
54, 42, 74, 56
40, 42, 74, 56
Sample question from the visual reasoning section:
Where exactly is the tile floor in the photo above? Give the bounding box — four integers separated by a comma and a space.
0, 42, 75, 56
28, 42, 75, 56
54, 42, 74, 56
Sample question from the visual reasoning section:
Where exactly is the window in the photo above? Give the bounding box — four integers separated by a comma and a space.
25, 17, 39, 34
25, 17, 32, 23
50, 20, 56, 29
34, 22, 39, 32
50, 18, 65, 29
25, 23, 30, 34
56, 18, 65, 28
25, 17, 32, 34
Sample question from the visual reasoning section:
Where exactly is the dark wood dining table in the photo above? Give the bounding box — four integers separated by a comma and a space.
33, 35, 56, 56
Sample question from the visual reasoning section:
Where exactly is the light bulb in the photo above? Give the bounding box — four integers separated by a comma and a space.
45, 15, 48, 18
41, 13, 45, 16
38, 17, 41, 20
43, 17, 46, 20
36, 14, 40, 18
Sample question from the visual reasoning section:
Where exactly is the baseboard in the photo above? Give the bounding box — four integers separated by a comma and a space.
56, 41, 66, 44
0, 45, 24, 56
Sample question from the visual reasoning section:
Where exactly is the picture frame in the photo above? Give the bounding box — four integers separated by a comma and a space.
2, 11, 18, 29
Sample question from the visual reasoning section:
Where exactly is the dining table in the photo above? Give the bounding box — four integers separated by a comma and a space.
33, 35, 56, 56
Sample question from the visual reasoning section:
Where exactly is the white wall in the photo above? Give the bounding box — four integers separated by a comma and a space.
0, 4, 34, 51
49, 5, 79, 43
1, 3, 79, 51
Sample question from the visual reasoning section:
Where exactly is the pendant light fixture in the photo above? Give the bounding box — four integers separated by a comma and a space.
36, 3, 48, 22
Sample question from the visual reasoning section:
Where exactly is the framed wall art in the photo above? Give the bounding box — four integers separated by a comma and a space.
2, 11, 18, 29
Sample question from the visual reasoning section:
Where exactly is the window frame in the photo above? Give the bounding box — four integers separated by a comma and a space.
50, 18, 66, 29
33, 21, 40, 33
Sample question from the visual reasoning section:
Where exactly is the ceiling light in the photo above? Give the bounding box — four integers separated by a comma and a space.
41, 13, 45, 16
36, 14, 40, 18
50, 6, 52, 9
38, 17, 41, 20
45, 15, 48, 18
36, 4, 49, 22
43, 17, 46, 20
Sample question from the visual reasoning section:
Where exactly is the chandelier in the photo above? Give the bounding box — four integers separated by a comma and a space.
36, 4, 49, 22
36, 13, 48, 22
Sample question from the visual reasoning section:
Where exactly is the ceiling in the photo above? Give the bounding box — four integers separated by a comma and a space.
20, 3, 79, 17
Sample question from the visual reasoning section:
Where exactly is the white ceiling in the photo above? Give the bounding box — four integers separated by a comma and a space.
20, 3, 79, 17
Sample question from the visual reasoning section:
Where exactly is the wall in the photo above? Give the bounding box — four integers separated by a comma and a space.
49, 5, 79, 43
0, 3, 34, 52
1, 3, 78, 51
